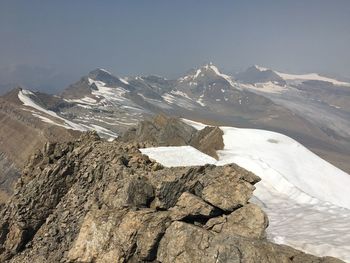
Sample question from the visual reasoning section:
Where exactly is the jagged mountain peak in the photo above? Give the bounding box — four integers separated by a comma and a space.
189, 62, 225, 77
251, 65, 270, 72
88, 68, 113, 76
87, 68, 128, 86
178, 63, 236, 89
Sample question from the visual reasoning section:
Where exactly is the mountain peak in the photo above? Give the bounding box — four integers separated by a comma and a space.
235, 65, 286, 85
186, 63, 226, 79
87, 68, 130, 87
252, 65, 270, 72
88, 68, 113, 78
199, 62, 220, 73
178, 63, 236, 89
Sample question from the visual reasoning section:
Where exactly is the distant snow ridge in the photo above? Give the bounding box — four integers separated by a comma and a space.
140, 118, 350, 262
275, 71, 350, 86
18, 89, 88, 131
251, 65, 350, 86
18, 89, 118, 139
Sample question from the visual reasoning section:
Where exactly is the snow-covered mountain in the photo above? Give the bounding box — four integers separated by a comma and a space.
236, 65, 350, 87
140, 119, 350, 262
1, 64, 350, 205
41, 66, 350, 172
44, 66, 294, 135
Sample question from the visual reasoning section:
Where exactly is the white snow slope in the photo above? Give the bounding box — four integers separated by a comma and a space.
141, 146, 217, 167
18, 90, 87, 131
275, 71, 350, 86
140, 119, 350, 262
253, 65, 350, 86
18, 89, 118, 139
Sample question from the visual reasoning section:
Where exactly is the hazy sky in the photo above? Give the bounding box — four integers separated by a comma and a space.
0, 0, 350, 93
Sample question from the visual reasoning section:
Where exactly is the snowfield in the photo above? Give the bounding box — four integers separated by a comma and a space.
241, 82, 288, 94
140, 146, 216, 167
140, 119, 350, 262
216, 127, 350, 208
275, 71, 350, 86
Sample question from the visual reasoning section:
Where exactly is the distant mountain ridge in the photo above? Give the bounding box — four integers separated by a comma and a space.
235, 65, 287, 86
236, 65, 350, 86
1, 63, 350, 205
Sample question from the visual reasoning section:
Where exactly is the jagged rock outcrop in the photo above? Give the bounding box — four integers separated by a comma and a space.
120, 114, 197, 147
120, 114, 224, 159
190, 126, 224, 159
0, 131, 344, 262
0, 94, 80, 204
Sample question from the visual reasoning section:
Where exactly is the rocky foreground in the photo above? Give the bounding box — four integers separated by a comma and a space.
0, 121, 345, 262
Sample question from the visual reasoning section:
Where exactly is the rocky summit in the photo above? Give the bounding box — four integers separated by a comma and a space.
0, 122, 344, 262
120, 114, 224, 159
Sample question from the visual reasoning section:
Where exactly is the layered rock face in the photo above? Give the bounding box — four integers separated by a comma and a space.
0, 131, 343, 263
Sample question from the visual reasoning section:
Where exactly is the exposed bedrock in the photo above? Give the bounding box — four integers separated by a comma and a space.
0, 130, 344, 262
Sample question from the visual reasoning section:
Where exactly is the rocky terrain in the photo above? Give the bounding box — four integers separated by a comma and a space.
0, 123, 344, 262
1, 63, 350, 207
0, 89, 80, 203
120, 114, 224, 159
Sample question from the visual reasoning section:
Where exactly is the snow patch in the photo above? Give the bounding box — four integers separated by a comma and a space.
98, 68, 112, 75
254, 65, 270, 71
242, 82, 287, 94
140, 146, 216, 167
181, 118, 208, 130
65, 96, 97, 105
170, 90, 192, 100
18, 90, 87, 131
119, 78, 129, 85
209, 65, 236, 88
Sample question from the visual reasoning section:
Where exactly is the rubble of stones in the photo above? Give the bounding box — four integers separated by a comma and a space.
0, 129, 344, 262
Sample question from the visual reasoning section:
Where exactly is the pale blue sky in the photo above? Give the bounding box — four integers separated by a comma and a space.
0, 0, 349, 93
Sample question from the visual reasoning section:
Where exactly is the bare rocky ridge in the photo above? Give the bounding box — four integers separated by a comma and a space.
0, 94, 80, 203
120, 114, 224, 159
0, 125, 344, 262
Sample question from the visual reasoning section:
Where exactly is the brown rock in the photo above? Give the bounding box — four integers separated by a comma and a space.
201, 173, 255, 211
102, 176, 154, 209
190, 126, 224, 159
206, 203, 268, 239
170, 192, 218, 220
0, 127, 344, 263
